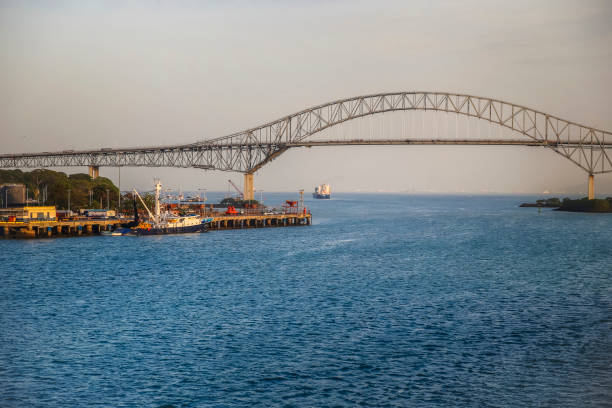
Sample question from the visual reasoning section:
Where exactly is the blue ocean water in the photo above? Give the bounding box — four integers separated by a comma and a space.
1, 194, 611, 407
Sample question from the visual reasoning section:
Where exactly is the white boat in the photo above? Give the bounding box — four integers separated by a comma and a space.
105, 180, 213, 236
101, 230, 127, 236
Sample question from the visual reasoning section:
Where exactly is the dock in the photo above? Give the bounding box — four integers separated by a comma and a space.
0, 219, 121, 239
209, 213, 311, 230
0, 212, 311, 239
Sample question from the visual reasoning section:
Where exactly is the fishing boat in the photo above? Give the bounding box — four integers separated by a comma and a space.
107, 180, 212, 236
132, 214, 211, 235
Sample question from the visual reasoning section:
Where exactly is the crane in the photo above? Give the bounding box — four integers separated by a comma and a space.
132, 189, 155, 222
228, 179, 243, 199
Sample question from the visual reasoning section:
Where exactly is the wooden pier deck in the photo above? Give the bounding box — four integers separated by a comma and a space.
0, 219, 121, 238
209, 213, 311, 230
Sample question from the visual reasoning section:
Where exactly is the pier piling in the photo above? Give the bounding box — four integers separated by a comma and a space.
207, 213, 311, 231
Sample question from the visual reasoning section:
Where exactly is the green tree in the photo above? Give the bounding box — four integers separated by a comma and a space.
0, 169, 120, 211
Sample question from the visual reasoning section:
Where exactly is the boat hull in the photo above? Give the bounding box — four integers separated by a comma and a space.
312, 193, 331, 199
134, 224, 208, 236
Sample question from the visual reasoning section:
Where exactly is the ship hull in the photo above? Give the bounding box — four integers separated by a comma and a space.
134, 223, 208, 236
313, 183, 331, 199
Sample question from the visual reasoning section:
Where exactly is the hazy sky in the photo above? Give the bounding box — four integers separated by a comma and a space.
1, 0, 612, 194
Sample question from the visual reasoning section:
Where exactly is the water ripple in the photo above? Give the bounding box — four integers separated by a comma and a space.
1, 194, 611, 407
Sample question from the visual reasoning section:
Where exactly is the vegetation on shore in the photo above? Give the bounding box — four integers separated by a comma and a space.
0, 169, 119, 211
0, 169, 243, 214
519, 197, 561, 208
219, 197, 260, 208
557, 197, 612, 213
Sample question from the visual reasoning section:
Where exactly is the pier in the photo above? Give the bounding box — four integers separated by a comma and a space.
0, 212, 311, 239
0, 219, 121, 239
209, 213, 311, 230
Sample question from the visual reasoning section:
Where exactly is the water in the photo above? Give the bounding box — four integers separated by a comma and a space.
1, 194, 611, 407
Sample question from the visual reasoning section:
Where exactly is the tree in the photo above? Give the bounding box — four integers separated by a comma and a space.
0, 169, 120, 210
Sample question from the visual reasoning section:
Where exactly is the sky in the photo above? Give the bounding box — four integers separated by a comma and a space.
1, 0, 612, 195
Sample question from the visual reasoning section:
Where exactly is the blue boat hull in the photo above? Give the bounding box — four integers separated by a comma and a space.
134, 224, 208, 236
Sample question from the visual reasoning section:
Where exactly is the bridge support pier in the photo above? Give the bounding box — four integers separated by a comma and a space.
588, 174, 595, 200
88, 165, 100, 179
244, 173, 254, 201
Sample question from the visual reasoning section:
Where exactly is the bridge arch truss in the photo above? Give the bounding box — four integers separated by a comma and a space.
1, 92, 611, 178
203, 92, 612, 175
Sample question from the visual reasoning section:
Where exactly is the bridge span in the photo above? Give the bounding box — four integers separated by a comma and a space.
2, 92, 611, 199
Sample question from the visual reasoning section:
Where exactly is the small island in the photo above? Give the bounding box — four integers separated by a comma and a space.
520, 196, 612, 213
519, 197, 562, 208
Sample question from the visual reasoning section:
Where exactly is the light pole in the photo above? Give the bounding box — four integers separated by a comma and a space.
256, 189, 264, 213
198, 188, 207, 203
67, 189, 71, 212
106, 189, 110, 209
197, 188, 207, 216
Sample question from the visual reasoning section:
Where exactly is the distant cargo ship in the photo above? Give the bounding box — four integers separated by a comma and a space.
313, 184, 331, 199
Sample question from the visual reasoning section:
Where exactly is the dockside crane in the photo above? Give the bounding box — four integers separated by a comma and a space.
228, 179, 244, 199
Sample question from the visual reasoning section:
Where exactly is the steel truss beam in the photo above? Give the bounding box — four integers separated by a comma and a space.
1, 92, 612, 174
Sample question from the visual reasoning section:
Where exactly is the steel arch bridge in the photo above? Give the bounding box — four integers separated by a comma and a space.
2, 91, 612, 199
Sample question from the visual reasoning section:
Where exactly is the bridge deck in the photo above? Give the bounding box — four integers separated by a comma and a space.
2, 91, 612, 174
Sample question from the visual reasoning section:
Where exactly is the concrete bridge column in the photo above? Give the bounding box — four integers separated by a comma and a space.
588, 174, 595, 200
244, 173, 254, 201
88, 165, 100, 179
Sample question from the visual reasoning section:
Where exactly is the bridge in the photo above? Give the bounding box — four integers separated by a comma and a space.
2, 92, 611, 199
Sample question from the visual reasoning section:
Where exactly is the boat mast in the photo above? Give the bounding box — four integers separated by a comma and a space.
154, 179, 162, 224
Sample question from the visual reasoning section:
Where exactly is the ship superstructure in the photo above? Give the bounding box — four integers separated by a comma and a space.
114, 179, 211, 236
313, 184, 331, 199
